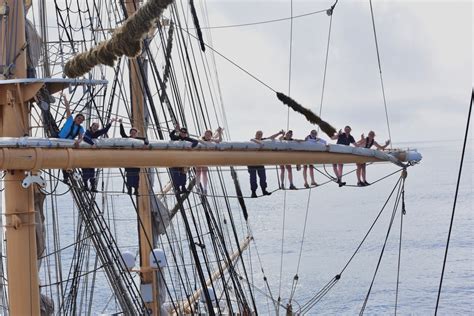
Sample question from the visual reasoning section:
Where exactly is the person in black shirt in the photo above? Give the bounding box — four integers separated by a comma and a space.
119, 119, 149, 195
169, 124, 198, 194
330, 125, 357, 187
81, 118, 117, 192
355, 130, 390, 186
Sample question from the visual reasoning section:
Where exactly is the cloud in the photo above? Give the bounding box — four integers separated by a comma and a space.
192, 0, 472, 142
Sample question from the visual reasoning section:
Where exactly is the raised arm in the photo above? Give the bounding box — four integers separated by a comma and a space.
119, 119, 128, 138
268, 129, 285, 140
330, 129, 342, 140
169, 124, 180, 140
213, 127, 223, 143
63, 95, 71, 118
374, 139, 390, 150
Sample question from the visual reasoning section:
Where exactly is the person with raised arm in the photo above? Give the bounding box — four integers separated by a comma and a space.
58, 95, 85, 183
248, 129, 284, 198
169, 124, 198, 194
355, 131, 390, 186
195, 127, 223, 194
81, 118, 117, 192
119, 119, 149, 195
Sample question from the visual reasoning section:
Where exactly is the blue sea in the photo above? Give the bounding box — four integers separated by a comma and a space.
45, 139, 472, 315
241, 139, 473, 315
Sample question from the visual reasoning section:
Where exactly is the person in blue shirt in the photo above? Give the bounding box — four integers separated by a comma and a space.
58, 95, 85, 183
81, 118, 117, 192
58, 95, 85, 143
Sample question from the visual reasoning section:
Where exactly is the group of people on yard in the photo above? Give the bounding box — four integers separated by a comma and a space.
57, 94, 389, 198
247, 126, 390, 197
57, 95, 223, 196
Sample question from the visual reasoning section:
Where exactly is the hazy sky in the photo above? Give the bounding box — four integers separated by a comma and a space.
197, 0, 472, 144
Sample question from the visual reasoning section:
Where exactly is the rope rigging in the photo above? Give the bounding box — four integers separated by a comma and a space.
369, 0, 393, 148
17, 0, 419, 314
298, 169, 408, 314
434, 92, 472, 315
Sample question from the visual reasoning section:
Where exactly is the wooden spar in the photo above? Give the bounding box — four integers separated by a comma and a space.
0, 0, 41, 314
175, 236, 253, 315
0, 147, 392, 170
124, 0, 158, 313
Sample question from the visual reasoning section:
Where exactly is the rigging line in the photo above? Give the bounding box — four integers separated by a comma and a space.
197, 8, 328, 30
359, 181, 403, 315
278, 2, 294, 307
286, 0, 294, 131
395, 178, 406, 315
435, 92, 472, 314
290, 187, 313, 302
340, 175, 402, 274
181, 28, 277, 93
369, 0, 393, 148
318, 11, 333, 118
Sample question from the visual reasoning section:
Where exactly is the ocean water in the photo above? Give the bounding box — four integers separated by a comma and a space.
241, 139, 473, 315
42, 139, 472, 315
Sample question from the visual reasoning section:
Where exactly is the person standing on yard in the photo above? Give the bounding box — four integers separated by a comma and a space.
248, 129, 284, 198
355, 130, 390, 186
81, 118, 117, 192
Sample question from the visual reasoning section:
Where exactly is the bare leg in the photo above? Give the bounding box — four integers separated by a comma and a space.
279, 165, 285, 188
361, 164, 367, 182
303, 165, 308, 186
332, 163, 339, 180
286, 165, 294, 186
356, 164, 362, 183
338, 164, 344, 180
202, 168, 209, 192
195, 167, 202, 188
309, 165, 316, 185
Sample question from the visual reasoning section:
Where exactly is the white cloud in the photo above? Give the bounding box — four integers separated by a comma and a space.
203, 0, 472, 143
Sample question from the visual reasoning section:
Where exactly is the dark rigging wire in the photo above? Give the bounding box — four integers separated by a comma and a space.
434, 92, 472, 314
369, 0, 393, 147
197, 8, 328, 30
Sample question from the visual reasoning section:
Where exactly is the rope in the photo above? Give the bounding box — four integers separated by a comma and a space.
359, 177, 404, 315
198, 8, 329, 30
435, 92, 472, 314
181, 29, 277, 93
395, 179, 405, 315
298, 172, 405, 313
369, 0, 392, 147
318, 10, 334, 118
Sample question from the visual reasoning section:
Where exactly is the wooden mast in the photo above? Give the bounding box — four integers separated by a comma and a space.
0, 0, 41, 314
124, 0, 158, 314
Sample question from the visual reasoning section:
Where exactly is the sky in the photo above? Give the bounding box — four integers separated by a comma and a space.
197, 0, 472, 144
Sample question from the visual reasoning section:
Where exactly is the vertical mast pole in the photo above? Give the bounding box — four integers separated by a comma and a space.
124, 1, 159, 314
0, 0, 41, 314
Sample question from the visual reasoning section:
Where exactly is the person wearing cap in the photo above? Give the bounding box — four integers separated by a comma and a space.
302, 129, 326, 188
58, 95, 85, 183
169, 124, 199, 194
81, 118, 117, 192
119, 119, 149, 195
355, 131, 390, 186
330, 125, 358, 187
248, 129, 284, 197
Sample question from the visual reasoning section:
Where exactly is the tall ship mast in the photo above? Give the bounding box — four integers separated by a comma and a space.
0, 0, 423, 315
